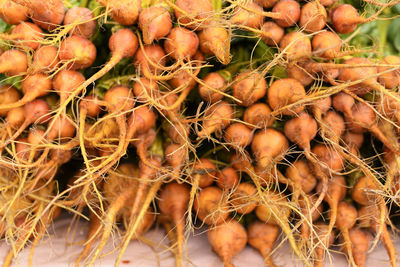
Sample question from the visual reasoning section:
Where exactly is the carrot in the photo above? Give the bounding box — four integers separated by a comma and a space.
338, 57, 378, 95
243, 103, 274, 129
284, 112, 332, 213
67, 30, 138, 127
191, 158, 217, 188
224, 123, 253, 149
6, 22, 43, 50
299, 1, 327, 33
85, 86, 134, 174
73, 165, 125, 264
112, 158, 163, 266
272, 0, 301, 27
317, 104, 380, 188
285, 159, 317, 201
2, 216, 33, 267
309, 96, 331, 122
123, 208, 155, 241
53, 70, 85, 107
132, 128, 157, 164
127, 105, 157, 138
330, 4, 385, 34
0, 73, 51, 110
286, 64, 314, 86
261, 21, 284, 46
311, 144, 344, 174
251, 128, 289, 169
47, 114, 76, 141
255, 190, 302, 260
313, 222, 335, 267
198, 72, 227, 103
353, 175, 396, 267
165, 143, 188, 179
279, 32, 312, 61
378, 55, 400, 89
134, 43, 167, 78
166, 121, 190, 145
379, 93, 400, 122
194, 186, 230, 225
255, 0, 279, 8
230, 2, 264, 29
174, 0, 213, 30
164, 27, 199, 61
267, 78, 306, 115
198, 26, 231, 64
254, 164, 288, 187
0, 85, 20, 116
230, 182, 257, 214
75, 210, 102, 267
197, 101, 234, 137
3, 182, 60, 267
64, 7, 96, 39
298, 194, 322, 239
247, 221, 279, 267
86, 159, 161, 265
32, 46, 60, 73
316, 175, 347, 237
320, 0, 338, 6
0, 0, 28, 25
343, 130, 364, 152
125, 157, 162, 225
167, 51, 204, 108
59, 35, 97, 70
97, 0, 141, 25
157, 182, 190, 267
207, 219, 247, 267
346, 227, 371, 267
12, 0, 65, 30
358, 204, 396, 267
28, 148, 72, 190
0, 49, 28, 76
1, 99, 51, 150
284, 112, 317, 151
312, 31, 342, 59
132, 77, 159, 103
4, 107, 25, 134
14, 137, 30, 161
320, 110, 345, 143
232, 71, 267, 107
336, 202, 358, 266
345, 101, 399, 153
139, 6, 172, 45
332, 92, 354, 119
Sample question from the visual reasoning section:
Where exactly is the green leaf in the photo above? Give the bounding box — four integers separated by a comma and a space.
253, 40, 274, 62
0, 75, 22, 90
393, 33, 400, 51
392, 3, 400, 14
0, 19, 7, 32
0, 17, 12, 34
350, 35, 372, 48
384, 42, 397, 55
387, 18, 400, 42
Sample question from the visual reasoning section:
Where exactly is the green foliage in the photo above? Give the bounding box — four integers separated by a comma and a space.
0, 17, 9, 33
387, 18, 400, 53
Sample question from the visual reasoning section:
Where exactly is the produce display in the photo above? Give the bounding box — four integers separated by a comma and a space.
1, 0, 400, 266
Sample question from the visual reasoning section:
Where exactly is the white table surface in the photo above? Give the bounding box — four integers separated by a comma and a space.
0, 213, 398, 266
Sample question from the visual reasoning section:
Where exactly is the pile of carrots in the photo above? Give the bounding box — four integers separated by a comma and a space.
1, 0, 400, 266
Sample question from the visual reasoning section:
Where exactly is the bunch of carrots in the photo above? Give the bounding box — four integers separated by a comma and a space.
0, 0, 400, 266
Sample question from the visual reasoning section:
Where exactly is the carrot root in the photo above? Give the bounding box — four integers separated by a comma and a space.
87, 186, 134, 265
342, 228, 357, 267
